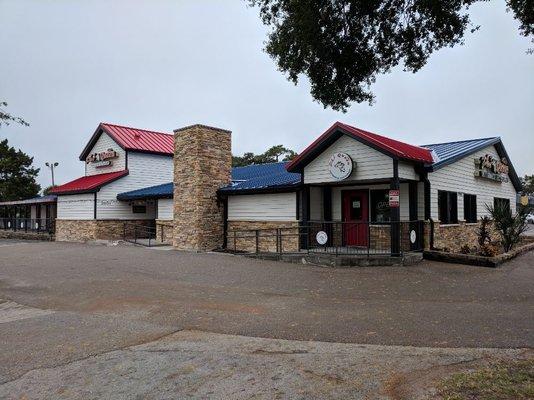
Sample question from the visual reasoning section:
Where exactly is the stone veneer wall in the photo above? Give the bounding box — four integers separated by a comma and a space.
155, 220, 173, 244
227, 221, 300, 253
55, 220, 98, 242
55, 219, 154, 242
430, 220, 498, 253
173, 124, 232, 251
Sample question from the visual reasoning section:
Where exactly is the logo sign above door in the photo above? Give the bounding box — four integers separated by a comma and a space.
328, 152, 354, 180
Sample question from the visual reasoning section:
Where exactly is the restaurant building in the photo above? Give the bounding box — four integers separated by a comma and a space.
114, 122, 521, 256
0, 120, 512, 257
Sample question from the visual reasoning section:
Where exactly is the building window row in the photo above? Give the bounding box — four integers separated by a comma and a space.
438, 191, 511, 224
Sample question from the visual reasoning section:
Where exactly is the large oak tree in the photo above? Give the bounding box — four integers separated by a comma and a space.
248, 0, 533, 111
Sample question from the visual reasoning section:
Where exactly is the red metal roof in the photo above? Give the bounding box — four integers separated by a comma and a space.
50, 170, 129, 195
286, 122, 433, 172
79, 123, 173, 160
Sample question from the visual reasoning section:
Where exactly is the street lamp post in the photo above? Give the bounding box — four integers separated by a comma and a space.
45, 162, 59, 187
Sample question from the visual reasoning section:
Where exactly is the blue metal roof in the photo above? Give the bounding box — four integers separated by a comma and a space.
221, 162, 301, 192
421, 137, 500, 169
117, 162, 302, 199
117, 182, 173, 201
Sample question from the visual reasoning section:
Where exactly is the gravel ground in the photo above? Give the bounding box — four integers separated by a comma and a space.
0, 330, 529, 400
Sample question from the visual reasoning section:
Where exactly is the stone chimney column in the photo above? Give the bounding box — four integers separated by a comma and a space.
173, 124, 232, 251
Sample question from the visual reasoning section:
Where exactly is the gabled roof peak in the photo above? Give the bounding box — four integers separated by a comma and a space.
79, 122, 174, 160
286, 122, 434, 172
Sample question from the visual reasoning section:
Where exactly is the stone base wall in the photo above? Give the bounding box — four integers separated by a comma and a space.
430, 220, 498, 253
307, 223, 416, 253
55, 220, 98, 242
155, 220, 173, 244
0, 230, 54, 241
56, 219, 155, 242
227, 221, 300, 253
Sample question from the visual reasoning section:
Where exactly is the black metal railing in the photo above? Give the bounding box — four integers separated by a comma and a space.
226, 220, 425, 257
0, 218, 55, 234
123, 222, 166, 247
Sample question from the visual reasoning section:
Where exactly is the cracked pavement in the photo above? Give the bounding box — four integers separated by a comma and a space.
0, 240, 533, 398
0, 330, 529, 400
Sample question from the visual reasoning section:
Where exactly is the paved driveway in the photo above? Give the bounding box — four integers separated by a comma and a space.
0, 241, 533, 386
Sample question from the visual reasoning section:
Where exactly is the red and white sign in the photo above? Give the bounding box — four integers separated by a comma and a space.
328, 152, 353, 180
389, 190, 400, 208
86, 148, 119, 168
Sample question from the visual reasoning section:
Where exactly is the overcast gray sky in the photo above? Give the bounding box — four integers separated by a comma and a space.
1, 0, 533, 188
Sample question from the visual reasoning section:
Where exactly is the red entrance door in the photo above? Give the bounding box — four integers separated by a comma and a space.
342, 190, 368, 246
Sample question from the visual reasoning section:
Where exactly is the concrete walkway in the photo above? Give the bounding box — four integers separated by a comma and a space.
0, 329, 529, 400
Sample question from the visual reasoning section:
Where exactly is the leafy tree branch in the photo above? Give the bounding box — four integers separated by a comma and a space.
248, 0, 533, 111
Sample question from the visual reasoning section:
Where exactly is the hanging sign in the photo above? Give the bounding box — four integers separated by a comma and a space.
389, 190, 400, 208
86, 148, 119, 168
474, 155, 509, 183
328, 152, 353, 180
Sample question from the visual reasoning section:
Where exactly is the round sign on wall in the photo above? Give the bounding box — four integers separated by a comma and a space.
316, 231, 328, 245
410, 230, 417, 244
328, 152, 353, 180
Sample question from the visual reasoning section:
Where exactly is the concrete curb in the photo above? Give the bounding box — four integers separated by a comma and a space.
423, 241, 534, 267
244, 252, 423, 267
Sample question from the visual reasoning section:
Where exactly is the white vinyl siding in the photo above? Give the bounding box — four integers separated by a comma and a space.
157, 198, 173, 220
304, 135, 393, 184
228, 193, 297, 221
57, 193, 94, 220
31, 205, 49, 220
399, 183, 410, 220
428, 145, 517, 220
417, 182, 425, 220
398, 161, 419, 180
85, 133, 126, 176
96, 152, 173, 220
309, 186, 323, 220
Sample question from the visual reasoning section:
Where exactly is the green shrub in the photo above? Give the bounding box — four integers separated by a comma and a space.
486, 203, 530, 253
477, 216, 492, 247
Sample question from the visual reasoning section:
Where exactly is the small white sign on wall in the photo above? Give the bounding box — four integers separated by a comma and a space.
328, 152, 353, 180
410, 230, 417, 244
316, 231, 328, 245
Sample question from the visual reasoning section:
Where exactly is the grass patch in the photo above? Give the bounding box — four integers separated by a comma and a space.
437, 358, 534, 400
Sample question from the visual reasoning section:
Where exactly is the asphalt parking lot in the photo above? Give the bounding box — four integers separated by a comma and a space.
0, 240, 533, 397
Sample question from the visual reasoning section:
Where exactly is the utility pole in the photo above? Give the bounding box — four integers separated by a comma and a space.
45, 162, 59, 187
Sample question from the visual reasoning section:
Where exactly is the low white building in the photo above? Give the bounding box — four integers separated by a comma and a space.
50, 123, 174, 241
